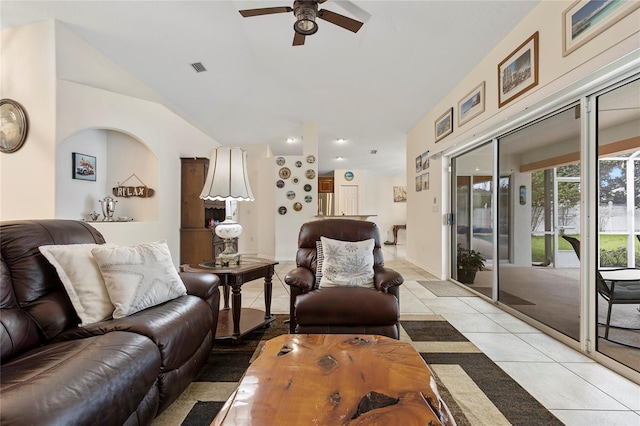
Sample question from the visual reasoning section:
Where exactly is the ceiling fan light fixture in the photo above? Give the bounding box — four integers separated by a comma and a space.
293, 3, 318, 35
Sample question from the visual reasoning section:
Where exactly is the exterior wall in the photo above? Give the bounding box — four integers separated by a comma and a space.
406, 1, 640, 278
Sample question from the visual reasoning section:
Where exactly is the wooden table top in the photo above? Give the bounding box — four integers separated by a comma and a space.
182, 257, 278, 274
212, 334, 455, 426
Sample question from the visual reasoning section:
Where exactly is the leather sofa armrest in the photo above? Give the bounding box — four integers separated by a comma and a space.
180, 271, 220, 299
373, 266, 404, 292
285, 267, 315, 291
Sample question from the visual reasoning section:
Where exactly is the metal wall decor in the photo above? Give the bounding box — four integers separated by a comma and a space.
304, 184, 312, 192
293, 202, 302, 211
276, 157, 285, 166
278, 206, 287, 215
276, 180, 285, 188
306, 155, 315, 164
286, 190, 295, 200
305, 169, 316, 179
279, 167, 291, 179
295, 160, 302, 167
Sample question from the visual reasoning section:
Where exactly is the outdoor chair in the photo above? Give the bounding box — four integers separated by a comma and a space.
562, 235, 640, 339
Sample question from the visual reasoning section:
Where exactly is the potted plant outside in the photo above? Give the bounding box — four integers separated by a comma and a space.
456, 244, 486, 284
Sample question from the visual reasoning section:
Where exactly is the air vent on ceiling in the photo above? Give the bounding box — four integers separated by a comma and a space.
370, 150, 377, 154
191, 62, 207, 73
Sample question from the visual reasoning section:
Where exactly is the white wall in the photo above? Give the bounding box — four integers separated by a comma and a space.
1, 21, 219, 263
406, 1, 640, 278
1, 21, 57, 220
362, 175, 407, 244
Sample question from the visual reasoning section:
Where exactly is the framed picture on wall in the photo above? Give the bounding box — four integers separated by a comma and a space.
393, 186, 407, 202
422, 172, 429, 191
458, 82, 485, 126
421, 151, 430, 170
562, 1, 639, 57
415, 154, 422, 173
434, 108, 453, 143
498, 32, 539, 108
72, 152, 96, 181
415, 175, 422, 192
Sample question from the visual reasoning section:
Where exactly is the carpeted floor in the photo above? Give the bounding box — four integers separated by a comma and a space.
153, 315, 562, 426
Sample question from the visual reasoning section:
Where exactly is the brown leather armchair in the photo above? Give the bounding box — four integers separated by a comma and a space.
284, 219, 403, 339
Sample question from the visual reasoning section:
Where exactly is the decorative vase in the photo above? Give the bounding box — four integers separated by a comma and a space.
99, 196, 118, 221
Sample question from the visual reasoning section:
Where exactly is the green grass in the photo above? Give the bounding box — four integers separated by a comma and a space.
531, 234, 640, 264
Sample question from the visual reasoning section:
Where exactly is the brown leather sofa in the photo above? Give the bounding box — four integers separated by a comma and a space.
284, 219, 403, 338
0, 220, 220, 425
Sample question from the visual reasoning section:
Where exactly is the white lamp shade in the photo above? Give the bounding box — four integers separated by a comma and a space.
200, 146, 254, 201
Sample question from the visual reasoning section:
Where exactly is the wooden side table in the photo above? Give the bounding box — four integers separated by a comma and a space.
384, 224, 406, 245
182, 258, 278, 341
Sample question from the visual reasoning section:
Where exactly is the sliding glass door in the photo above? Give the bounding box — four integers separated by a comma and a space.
595, 78, 640, 371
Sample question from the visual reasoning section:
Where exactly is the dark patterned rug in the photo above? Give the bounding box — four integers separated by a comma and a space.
153, 315, 562, 426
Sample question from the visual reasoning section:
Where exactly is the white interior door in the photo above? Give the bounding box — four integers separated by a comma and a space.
339, 185, 358, 215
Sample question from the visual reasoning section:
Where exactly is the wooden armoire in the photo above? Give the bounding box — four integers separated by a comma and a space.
180, 157, 225, 265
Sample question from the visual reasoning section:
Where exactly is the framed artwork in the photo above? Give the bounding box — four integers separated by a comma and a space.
72, 152, 96, 181
498, 32, 539, 108
563, 1, 639, 57
415, 154, 422, 173
415, 175, 422, 192
393, 186, 407, 202
434, 108, 453, 143
422, 172, 429, 191
421, 151, 430, 170
458, 82, 485, 126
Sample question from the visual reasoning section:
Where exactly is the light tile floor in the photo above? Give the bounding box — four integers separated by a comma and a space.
235, 245, 640, 426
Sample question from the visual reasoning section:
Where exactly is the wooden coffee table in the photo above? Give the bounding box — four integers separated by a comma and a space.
212, 334, 455, 425
182, 258, 277, 341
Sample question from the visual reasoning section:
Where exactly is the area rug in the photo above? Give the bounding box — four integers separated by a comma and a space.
152, 315, 562, 426
417, 280, 477, 297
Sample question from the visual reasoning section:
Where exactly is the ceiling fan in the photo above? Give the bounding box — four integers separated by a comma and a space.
239, 0, 365, 46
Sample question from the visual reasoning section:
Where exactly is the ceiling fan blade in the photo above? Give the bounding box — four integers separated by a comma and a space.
239, 6, 292, 18
317, 9, 364, 33
293, 32, 306, 46
331, 1, 371, 23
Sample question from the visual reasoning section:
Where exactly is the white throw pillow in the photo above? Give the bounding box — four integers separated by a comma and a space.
319, 236, 375, 289
39, 243, 116, 326
91, 240, 187, 319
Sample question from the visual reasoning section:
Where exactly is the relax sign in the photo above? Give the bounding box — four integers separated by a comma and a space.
112, 186, 155, 198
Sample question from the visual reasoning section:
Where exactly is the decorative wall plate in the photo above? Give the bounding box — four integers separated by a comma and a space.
278, 206, 287, 215
276, 180, 285, 188
286, 190, 295, 200
295, 160, 302, 168
345, 171, 354, 181
304, 184, 312, 192
276, 157, 285, 166
293, 202, 302, 211
279, 167, 291, 179
305, 169, 316, 179
306, 155, 316, 164
0, 99, 29, 154
304, 195, 312, 203
292, 177, 299, 184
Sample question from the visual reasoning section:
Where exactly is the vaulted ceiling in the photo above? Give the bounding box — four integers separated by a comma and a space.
1, 0, 539, 176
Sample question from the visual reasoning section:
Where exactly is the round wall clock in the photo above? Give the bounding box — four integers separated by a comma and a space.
344, 171, 354, 181
0, 99, 29, 154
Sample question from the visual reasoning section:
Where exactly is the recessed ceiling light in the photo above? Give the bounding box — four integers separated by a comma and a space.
336, 138, 346, 144
370, 150, 377, 154
335, 156, 344, 160
287, 138, 296, 144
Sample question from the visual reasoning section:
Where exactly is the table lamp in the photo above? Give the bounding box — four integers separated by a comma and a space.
200, 146, 254, 266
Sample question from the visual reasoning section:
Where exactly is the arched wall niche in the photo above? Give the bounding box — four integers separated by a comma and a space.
56, 127, 159, 222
